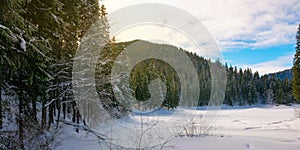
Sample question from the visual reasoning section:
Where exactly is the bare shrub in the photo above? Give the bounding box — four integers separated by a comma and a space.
179, 116, 215, 137
183, 122, 215, 137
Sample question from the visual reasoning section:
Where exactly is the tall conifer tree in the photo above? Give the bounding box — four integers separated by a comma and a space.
292, 24, 300, 102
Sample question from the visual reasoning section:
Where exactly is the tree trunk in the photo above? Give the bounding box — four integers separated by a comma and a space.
48, 103, 54, 129
0, 89, 2, 129
18, 94, 25, 150
32, 96, 37, 121
72, 101, 76, 123
56, 103, 61, 129
72, 101, 79, 132
41, 100, 46, 129
53, 101, 56, 117
63, 102, 66, 119
76, 109, 80, 132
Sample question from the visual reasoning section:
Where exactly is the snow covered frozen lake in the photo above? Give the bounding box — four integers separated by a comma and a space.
55, 105, 300, 150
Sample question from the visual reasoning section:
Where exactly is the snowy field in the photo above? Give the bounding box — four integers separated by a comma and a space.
55, 105, 300, 150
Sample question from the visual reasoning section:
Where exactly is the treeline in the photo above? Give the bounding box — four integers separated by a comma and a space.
0, 0, 108, 149
102, 40, 296, 110
224, 65, 294, 106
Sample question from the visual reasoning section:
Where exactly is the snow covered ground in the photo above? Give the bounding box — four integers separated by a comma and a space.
55, 105, 300, 149
172, 105, 300, 150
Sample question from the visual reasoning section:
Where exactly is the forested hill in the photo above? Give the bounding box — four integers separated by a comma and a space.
268, 69, 293, 80
96, 40, 296, 112
96, 40, 211, 113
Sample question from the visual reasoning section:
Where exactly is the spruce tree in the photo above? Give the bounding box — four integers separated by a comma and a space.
1, 0, 52, 148
292, 24, 300, 102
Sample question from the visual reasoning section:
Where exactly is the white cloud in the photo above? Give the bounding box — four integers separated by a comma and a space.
113, 24, 220, 60
238, 54, 294, 75
103, 0, 300, 50
199, 0, 300, 50
102, 0, 299, 73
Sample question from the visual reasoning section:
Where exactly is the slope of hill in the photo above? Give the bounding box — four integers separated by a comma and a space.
269, 69, 293, 80
96, 40, 295, 111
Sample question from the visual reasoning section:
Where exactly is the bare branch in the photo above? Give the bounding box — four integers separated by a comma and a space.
57, 119, 107, 140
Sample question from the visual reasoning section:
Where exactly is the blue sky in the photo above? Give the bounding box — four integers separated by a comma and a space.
222, 44, 295, 74
103, 0, 300, 75
223, 45, 294, 65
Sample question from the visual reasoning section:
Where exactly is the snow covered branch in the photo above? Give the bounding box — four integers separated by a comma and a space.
57, 119, 107, 140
